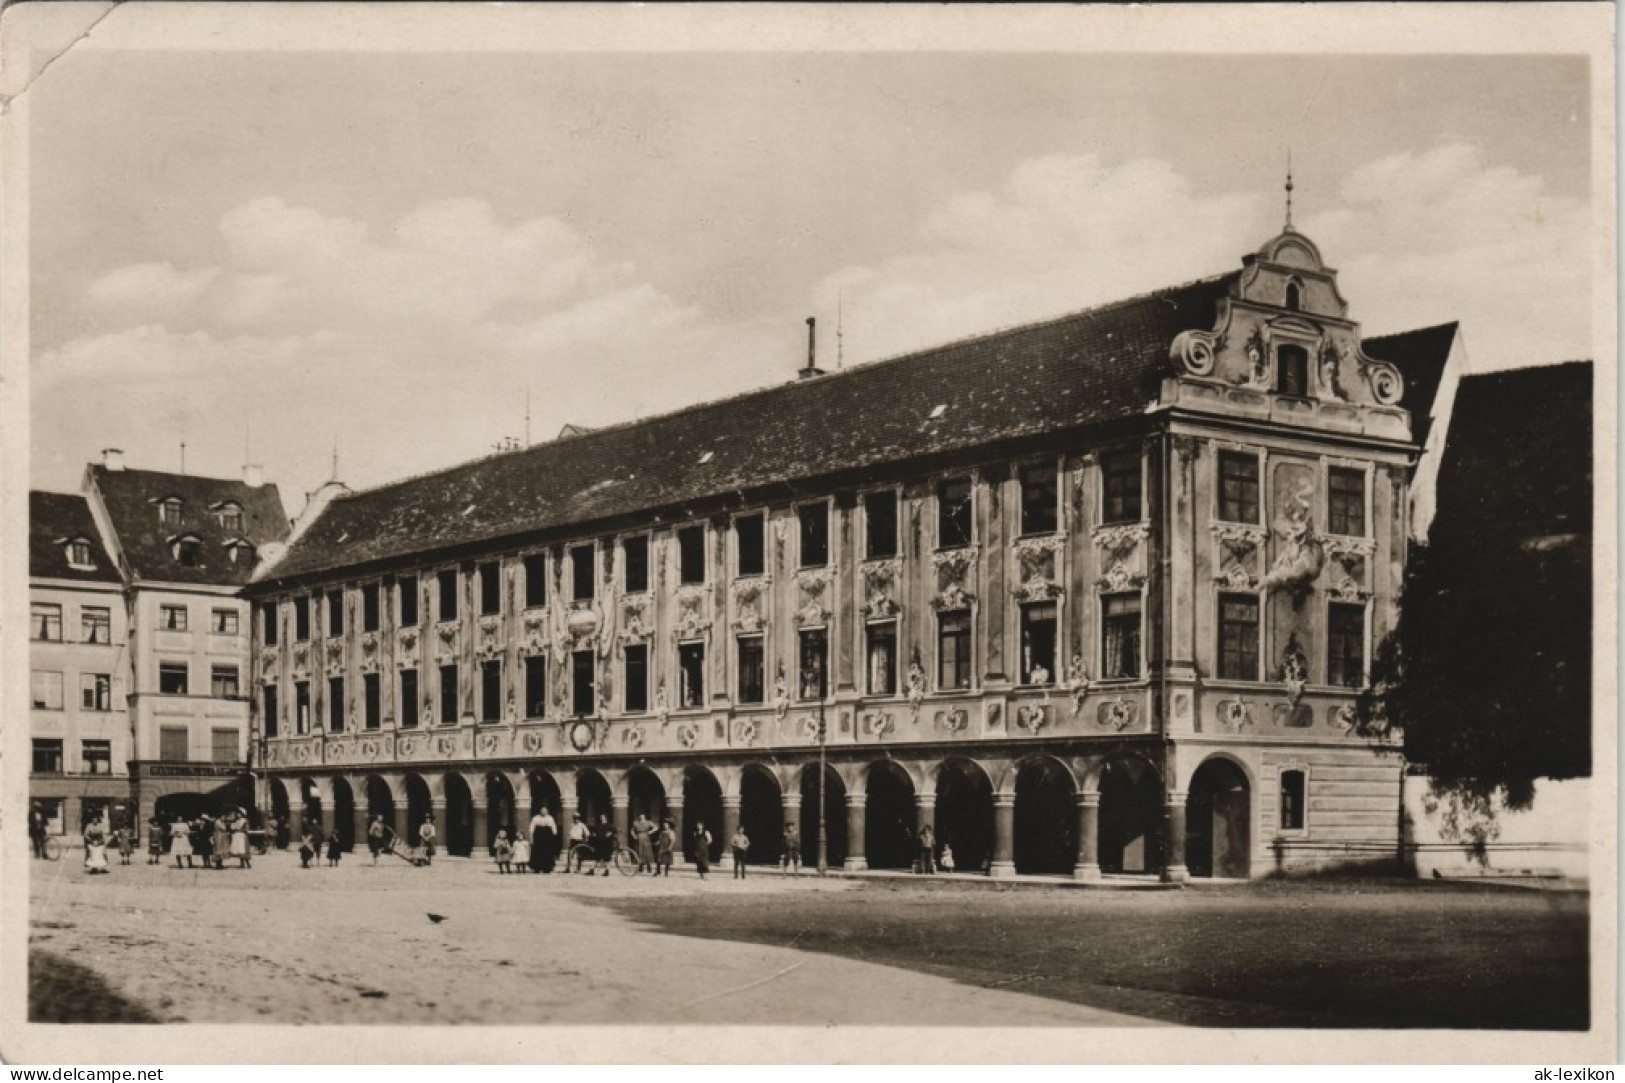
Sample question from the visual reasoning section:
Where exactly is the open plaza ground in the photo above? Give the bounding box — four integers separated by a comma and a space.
28, 852, 1588, 1030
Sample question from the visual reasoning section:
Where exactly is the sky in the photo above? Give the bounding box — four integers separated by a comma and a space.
23, 16, 1598, 515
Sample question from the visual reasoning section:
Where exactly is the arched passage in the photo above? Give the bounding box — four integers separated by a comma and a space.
404, 773, 432, 845
443, 773, 475, 857
297, 776, 324, 835
624, 766, 666, 824
1187, 757, 1252, 879
527, 770, 562, 819
486, 773, 517, 849
575, 769, 614, 829
363, 776, 397, 841
268, 778, 291, 847
1098, 756, 1162, 875
739, 765, 783, 866
1015, 757, 1076, 875
865, 761, 916, 870
935, 758, 993, 874
682, 766, 724, 863
798, 763, 847, 869
331, 776, 357, 852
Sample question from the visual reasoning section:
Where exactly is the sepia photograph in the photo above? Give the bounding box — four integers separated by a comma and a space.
1, 2, 1615, 1066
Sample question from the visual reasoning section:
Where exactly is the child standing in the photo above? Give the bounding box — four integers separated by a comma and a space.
115, 825, 135, 865
493, 830, 513, 874
730, 825, 750, 879
299, 829, 316, 869
511, 831, 530, 874
940, 843, 955, 873
326, 830, 342, 867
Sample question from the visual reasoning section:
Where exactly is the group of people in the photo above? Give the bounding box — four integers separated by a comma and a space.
484, 810, 821, 880
160, 808, 255, 869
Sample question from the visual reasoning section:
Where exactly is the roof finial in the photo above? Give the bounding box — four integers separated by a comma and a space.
1284, 148, 1295, 231
836, 290, 845, 370
331, 433, 339, 482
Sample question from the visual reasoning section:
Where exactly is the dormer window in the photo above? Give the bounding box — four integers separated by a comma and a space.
1285, 281, 1302, 311
216, 503, 243, 532
158, 497, 183, 527
64, 539, 94, 570
225, 539, 257, 566
1275, 344, 1309, 397
172, 535, 203, 567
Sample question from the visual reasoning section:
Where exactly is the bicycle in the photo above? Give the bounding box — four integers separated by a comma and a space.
567, 841, 642, 876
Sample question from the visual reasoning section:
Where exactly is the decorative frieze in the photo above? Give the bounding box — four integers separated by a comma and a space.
324, 638, 345, 675
860, 560, 903, 621
930, 546, 978, 610
1012, 534, 1065, 602
358, 632, 380, 674
1097, 696, 1137, 732
792, 567, 833, 626
434, 622, 459, 664
673, 585, 711, 641
731, 579, 765, 634
476, 615, 504, 659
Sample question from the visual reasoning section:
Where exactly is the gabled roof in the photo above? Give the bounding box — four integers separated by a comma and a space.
86, 466, 289, 586
262, 273, 1242, 585
30, 491, 120, 583
1363, 322, 1458, 451
1434, 361, 1592, 538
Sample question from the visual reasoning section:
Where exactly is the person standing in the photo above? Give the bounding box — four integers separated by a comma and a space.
115, 823, 134, 865
146, 817, 164, 865
730, 825, 750, 880
298, 828, 316, 869
566, 814, 589, 872
493, 829, 513, 874
511, 829, 530, 873
417, 816, 437, 866
781, 821, 801, 875
632, 812, 656, 873
656, 819, 676, 877
230, 811, 251, 869
192, 816, 213, 869
367, 815, 388, 865
590, 815, 614, 876
692, 821, 712, 879
529, 807, 557, 874
29, 803, 48, 859
170, 815, 194, 868
325, 829, 343, 868
83, 819, 109, 875
917, 823, 936, 875
212, 814, 231, 870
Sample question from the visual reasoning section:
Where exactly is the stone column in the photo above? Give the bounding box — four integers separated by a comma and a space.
667, 798, 685, 868
781, 792, 802, 871
1074, 792, 1101, 880
916, 793, 937, 873
560, 796, 578, 870
989, 792, 1016, 878
472, 803, 489, 858
1162, 792, 1189, 883
720, 795, 741, 872
428, 800, 446, 860
612, 798, 630, 851
351, 799, 370, 856
843, 794, 867, 871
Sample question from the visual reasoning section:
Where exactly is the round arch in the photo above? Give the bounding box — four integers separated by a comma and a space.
1098, 755, 1162, 875
297, 776, 325, 834
1014, 755, 1076, 875
682, 765, 724, 863
864, 760, 916, 870
403, 773, 433, 846
362, 775, 398, 841
267, 777, 291, 847
1187, 756, 1252, 879
798, 762, 847, 870
331, 776, 357, 852
485, 772, 518, 850
443, 772, 475, 857
575, 769, 614, 829
934, 758, 994, 874
739, 763, 783, 866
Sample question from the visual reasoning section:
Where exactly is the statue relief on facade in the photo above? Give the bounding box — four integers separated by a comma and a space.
324, 637, 345, 675
792, 567, 833, 626
1097, 696, 1136, 732
731, 579, 764, 633
673, 585, 711, 641
860, 560, 902, 621
1262, 466, 1324, 597
434, 622, 459, 664
618, 595, 651, 644
929, 546, 978, 610
1012, 535, 1065, 602
1277, 635, 1310, 705
1062, 650, 1093, 716
477, 615, 504, 659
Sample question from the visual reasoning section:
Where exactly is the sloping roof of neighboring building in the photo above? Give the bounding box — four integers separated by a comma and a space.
87, 466, 290, 586
264, 273, 1242, 584
1363, 321, 1458, 451
30, 490, 120, 583
1434, 360, 1592, 537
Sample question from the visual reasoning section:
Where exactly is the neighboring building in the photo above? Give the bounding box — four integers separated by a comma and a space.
246, 224, 1453, 880
28, 491, 129, 839
1363, 321, 1465, 541
80, 453, 290, 829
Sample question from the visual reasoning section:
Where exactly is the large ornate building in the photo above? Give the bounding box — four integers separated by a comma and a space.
246, 225, 1453, 880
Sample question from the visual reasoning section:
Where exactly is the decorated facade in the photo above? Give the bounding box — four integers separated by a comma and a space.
246, 224, 1450, 880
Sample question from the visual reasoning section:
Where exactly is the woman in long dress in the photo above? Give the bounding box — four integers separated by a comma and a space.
530, 808, 557, 874
170, 817, 194, 868
212, 815, 231, 870
230, 811, 251, 868
83, 820, 109, 875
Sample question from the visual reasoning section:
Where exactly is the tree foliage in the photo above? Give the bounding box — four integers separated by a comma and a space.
1364, 528, 1591, 810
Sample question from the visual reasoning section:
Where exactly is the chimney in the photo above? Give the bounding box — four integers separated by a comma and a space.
243, 463, 264, 489
101, 448, 125, 472
799, 316, 825, 380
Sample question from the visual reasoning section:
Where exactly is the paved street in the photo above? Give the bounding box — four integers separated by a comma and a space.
28, 853, 1155, 1027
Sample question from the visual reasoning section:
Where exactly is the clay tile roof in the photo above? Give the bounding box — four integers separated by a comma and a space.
262, 270, 1291, 585
1435, 361, 1592, 537
1362, 322, 1459, 449
30, 491, 119, 583
87, 466, 290, 586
